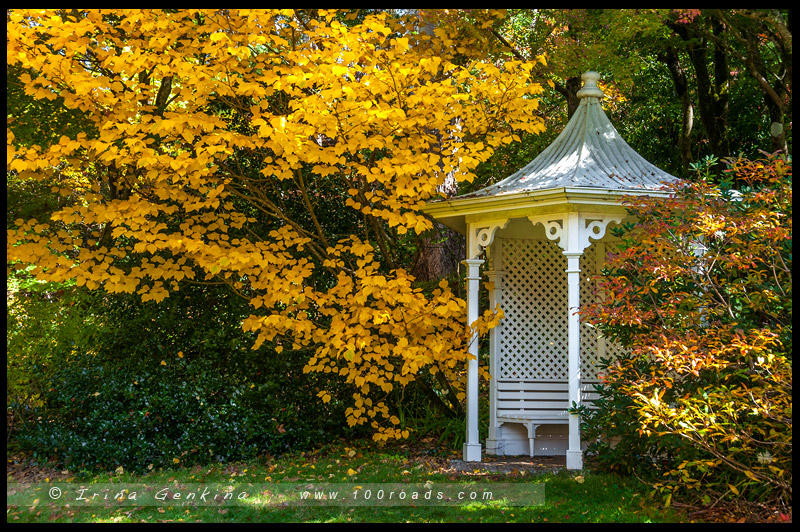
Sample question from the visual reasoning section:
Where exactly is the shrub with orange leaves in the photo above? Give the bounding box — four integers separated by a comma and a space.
581, 154, 791, 510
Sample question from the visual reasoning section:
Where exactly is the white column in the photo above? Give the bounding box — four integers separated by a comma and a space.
484, 268, 504, 455
563, 212, 584, 470
462, 258, 484, 462
531, 212, 621, 470
564, 251, 584, 470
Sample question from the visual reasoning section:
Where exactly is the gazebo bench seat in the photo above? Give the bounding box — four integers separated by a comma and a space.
495, 380, 599, 457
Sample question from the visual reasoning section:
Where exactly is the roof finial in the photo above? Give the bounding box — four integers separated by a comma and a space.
576, 71, 605, 99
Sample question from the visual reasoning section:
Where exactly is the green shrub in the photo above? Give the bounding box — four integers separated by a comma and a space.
13, 284, 356, 473
18, 352, 333, 472
7, 278, 103, 436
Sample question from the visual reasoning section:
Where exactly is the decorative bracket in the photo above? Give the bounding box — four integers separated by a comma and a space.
579, 216, 622, 252
467, 219, 509, 259
528, 213, 622, 254
537, 218, 566, 246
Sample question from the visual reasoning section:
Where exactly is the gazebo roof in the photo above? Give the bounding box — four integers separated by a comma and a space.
422, 72, 680, 233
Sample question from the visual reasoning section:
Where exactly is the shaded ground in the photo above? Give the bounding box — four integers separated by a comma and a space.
7, 454, 75, 484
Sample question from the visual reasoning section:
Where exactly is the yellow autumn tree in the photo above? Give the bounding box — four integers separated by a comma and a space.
7, 9, 547, 440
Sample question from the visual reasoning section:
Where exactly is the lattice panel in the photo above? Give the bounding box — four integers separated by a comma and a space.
583, 239, 628, 377
580, 242, 602, 381
498, 238, 625, 382
499, 238, 568, 380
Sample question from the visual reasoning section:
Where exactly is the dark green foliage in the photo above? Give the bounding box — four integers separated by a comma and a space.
7, 64, 97, 150
13, 284, 356, 473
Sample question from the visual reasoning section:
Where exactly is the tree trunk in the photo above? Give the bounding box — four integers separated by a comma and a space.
411, 224, 464, 282
710, 18, 731, 157
671, 20, 731, 167
764, 94, 789, 155
554, 76, 583, 119
661, 46, 695, 172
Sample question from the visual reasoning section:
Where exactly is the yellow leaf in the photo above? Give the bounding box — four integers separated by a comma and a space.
317, 391, 331, 403
10, 158, 28, 172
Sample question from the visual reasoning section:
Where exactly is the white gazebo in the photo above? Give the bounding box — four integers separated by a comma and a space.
422, 72, 680, 469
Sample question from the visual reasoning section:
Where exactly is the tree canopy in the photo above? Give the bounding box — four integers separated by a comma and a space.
7, 9, 547, 440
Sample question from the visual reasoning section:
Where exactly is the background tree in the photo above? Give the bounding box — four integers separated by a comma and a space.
671, 9, 792, 156
429, 9, 792, 177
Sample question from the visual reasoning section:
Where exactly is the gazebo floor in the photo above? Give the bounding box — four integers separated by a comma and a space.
448, 455, 566, 474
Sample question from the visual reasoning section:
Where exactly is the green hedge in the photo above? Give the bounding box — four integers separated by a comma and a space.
12, 285, 356, 473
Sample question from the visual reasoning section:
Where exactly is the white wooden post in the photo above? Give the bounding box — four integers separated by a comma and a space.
564, 212, 584, 470
462, 257, 484, 462
461, 220, 507, 461
564, 250, 584, 470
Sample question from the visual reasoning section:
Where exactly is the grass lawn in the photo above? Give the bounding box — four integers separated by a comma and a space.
7, 439, 693, 523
